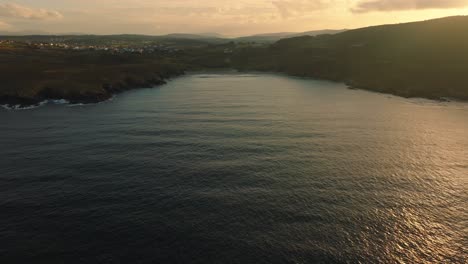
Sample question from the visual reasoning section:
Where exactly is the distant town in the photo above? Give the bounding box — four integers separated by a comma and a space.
0, 39, 182, 54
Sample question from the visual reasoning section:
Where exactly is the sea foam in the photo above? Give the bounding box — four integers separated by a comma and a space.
1, 99, 70, 110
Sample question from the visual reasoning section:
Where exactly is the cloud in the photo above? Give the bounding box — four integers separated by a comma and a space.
0, 20, 11, 29
272, 0, 332, 18
0, 2, 63, 20
352, 0, 468, 13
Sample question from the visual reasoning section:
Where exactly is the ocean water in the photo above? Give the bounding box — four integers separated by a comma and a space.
1, 73, 467, 263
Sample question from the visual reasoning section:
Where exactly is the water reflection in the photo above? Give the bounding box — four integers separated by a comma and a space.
0, 73, 466, 263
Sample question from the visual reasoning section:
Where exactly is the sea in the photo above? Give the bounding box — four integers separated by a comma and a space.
1, 73, 467, 263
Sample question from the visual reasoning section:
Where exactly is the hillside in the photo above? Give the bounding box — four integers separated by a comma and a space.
232, 16, 468, 100
0, 44, 187, 106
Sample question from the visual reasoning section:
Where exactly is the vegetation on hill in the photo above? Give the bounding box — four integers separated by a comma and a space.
231, 16, 468, 100
0, 44, 185, 106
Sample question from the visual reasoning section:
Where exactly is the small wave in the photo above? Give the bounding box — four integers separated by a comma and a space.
197, 75, 223, 79
67, 103, 86, 107
196, 73, 259, 79
236, 74, 260, 77
49, 99, 70, 105
68, 95, 115, 107
69, 94, 116, 107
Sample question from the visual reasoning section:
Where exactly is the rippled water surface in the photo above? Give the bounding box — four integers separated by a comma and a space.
1, 73, 467, 263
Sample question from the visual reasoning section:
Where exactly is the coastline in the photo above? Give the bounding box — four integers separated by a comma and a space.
3, 69, 467, 110
0, 70, 185, 110
234, 69, 468, 103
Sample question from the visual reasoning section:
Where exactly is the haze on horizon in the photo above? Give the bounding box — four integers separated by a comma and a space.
0, 0, 468, 36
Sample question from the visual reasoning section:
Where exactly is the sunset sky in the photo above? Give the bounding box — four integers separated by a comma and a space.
1, 0, 467, 36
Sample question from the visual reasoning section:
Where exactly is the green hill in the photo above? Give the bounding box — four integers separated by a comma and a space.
232, 16, 468, 100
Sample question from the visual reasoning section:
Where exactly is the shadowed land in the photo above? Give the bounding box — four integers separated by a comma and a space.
231, 16, 468, 100
0, 44, 187, 106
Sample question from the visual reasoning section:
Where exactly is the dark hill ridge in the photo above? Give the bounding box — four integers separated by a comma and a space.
232, 16, 468, 100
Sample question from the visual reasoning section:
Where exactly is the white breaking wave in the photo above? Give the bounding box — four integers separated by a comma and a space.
49, 99, 70, 104
1, 95, 117, 110
1, 101, 48, 110
68, 95, 115, 107
1, 99, 69, 110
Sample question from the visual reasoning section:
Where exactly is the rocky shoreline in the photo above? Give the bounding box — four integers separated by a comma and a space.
0, 70, 185, 109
